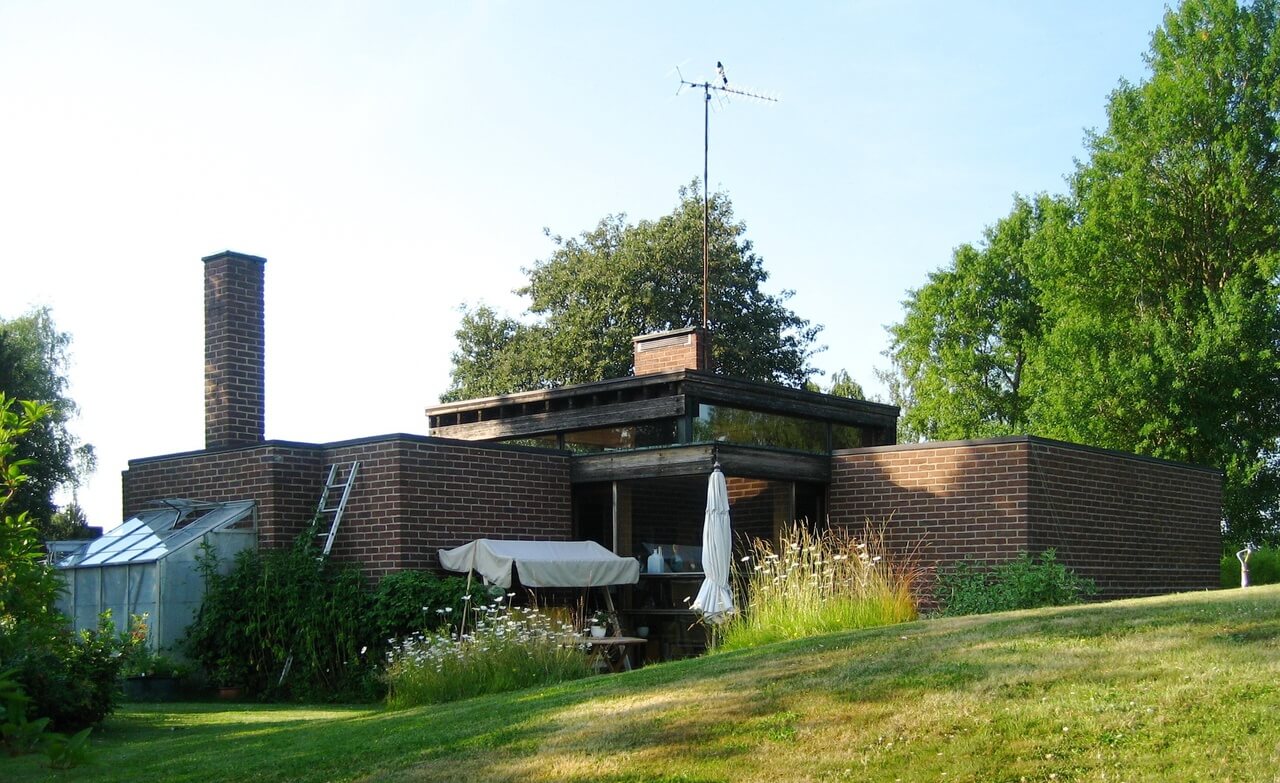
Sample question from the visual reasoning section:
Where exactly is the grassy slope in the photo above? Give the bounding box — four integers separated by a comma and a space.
7, 585, 1280, 783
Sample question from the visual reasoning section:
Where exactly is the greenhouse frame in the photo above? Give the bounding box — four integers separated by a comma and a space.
52, 499, 257, 650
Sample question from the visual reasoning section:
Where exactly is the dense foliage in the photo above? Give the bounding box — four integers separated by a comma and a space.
0, 395, 64, 665
1221, 546, 1280, 587
10, 612, 142, 733
883, 0, 1280, 546
0, 395, 131, 766
933, 550, 1097, 616
185, 533, 480, 701
0, 309, 95, 540
444, 183, 822, 401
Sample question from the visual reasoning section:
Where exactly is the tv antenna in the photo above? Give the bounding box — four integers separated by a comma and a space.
676, 61, 778, 330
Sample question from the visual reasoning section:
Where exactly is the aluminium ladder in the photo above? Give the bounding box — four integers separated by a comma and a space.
316, 461, 360, 557
279, 460, 361, 687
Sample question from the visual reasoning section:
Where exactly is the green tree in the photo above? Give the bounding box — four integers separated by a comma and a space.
1031, 0, 1280, 544
0, 308, 94, 540
443, 183, 822, 401
804, 369, 867, 400
883, 0, 1280, 544
883, 195, 1055, 441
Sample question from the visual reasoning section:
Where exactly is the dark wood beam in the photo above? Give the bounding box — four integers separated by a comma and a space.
571, 444, 831, 483
432, 397, 686, 441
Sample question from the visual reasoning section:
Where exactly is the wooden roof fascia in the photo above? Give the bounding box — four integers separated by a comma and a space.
679, 374, 899, 428
430, 396, 687, 441
569, 443, 832, 483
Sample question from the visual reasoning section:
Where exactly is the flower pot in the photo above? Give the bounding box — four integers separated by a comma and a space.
589, 625, 606, 638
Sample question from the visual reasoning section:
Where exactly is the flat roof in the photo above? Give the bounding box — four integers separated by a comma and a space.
427, 369, 898, 441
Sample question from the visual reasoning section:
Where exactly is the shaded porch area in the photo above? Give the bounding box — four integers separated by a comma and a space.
571, 443, 829, 660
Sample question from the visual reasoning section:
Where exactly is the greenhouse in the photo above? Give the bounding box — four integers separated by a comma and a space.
52, 499, 257, 650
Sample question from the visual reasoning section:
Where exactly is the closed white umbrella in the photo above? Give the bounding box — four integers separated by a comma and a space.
692, 463, 735, 622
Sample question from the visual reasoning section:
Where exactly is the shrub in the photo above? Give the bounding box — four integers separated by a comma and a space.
369, 569, 482, 643
384, 598, 592, 708
715, 522, 920, 651
185, 532, 482, 702
0, 396, 65, 666
1220, 546, 1280, 587
184, 532, 376, 700
11, 611, 143, 733
1, 396, 139, 741
934, 549, 1097, 616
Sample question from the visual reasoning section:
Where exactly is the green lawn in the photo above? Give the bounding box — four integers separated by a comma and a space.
7, 585, 1280, 782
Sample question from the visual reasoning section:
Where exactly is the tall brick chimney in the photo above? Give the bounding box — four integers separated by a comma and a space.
632, 327, 711, 375
203, 251, 266, 449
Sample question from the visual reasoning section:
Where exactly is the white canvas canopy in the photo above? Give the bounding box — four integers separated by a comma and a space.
438, 539, 640, 588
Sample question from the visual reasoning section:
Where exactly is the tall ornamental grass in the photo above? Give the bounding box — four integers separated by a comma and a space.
384, 599, 592, 708
715, 522, 919, 651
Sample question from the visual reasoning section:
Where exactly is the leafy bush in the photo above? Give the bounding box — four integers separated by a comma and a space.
1220, 546, 1280, 587
0, 396, 65, 666
715, 522, 920, 651
384, 599, 591, 707
185, 532, 481, 702
1, 395, 138, 744
184, 533, 375, 700
369, 569, 481, 643
11, 611, 143, 732
934, 549, 1097, 616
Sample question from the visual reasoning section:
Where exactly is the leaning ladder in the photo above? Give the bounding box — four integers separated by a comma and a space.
316, 461, 360, 557
281, 460, 361, 687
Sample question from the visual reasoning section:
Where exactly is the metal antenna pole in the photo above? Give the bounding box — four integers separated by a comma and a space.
676, 62, 778, 332
702, 85, 710, 329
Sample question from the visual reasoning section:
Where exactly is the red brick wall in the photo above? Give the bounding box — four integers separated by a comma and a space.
123, 436, 572, 578
727, 477, 780, 544
122, 443, 322, 548
1024, 439, 1221, 597
830, 440, 1031, 570
829, 436, 1221, 601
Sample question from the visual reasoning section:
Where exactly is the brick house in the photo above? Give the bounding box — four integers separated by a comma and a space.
120, 252, 1222, 650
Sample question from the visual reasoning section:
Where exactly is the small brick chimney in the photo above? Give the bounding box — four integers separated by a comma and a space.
203, 251, 266, 449
632, 327, 711, 375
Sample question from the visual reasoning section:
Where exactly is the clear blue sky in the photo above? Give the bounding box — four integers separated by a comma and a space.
0, 1, 1170, 528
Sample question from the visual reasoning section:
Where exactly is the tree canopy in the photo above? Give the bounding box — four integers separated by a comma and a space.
0, 308, 95, 540
883, 0, 1280, 546
444, 183, 822, 402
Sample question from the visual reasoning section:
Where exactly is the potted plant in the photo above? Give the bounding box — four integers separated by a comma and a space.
121, 649, 192, 702
589, 611, 611, 638
214, 656, 247, 700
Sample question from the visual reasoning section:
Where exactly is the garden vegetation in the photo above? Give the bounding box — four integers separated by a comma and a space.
184, 531, 480, 701
715, 522, 919, 651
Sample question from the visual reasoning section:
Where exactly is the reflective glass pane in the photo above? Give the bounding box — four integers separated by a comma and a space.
563, 420, 679, 453
694, 404, 827, 453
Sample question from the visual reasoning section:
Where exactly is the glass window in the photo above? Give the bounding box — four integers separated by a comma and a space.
563, 420, 679, 453
831, 423, 864, 450
694, 404, 827, 453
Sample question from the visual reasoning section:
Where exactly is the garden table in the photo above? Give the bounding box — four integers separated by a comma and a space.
579, 636, 647, 672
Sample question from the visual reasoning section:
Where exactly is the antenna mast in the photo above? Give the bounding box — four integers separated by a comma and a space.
677, 61, 778, 330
